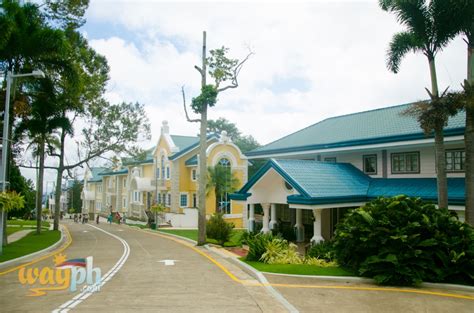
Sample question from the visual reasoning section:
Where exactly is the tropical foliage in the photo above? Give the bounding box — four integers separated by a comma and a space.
206, 164, 239, 213
206, 213, 234, 245
333, 195, 474, 286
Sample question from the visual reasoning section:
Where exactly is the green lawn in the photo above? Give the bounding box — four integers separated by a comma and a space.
157, 229, 245, 247
6, 227, 25, 236
243, 259, 355, 276
7, 219, 50, 228
0, 230, 61, 263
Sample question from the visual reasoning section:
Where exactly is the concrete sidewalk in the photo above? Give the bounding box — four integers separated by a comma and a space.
6, 229, 33, 243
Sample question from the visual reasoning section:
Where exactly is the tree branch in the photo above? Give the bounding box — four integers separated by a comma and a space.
216, 50, 254, 93
181, 86, 201, 123
194, 65, 203, 75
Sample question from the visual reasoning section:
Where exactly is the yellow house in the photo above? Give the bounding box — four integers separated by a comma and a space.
82, 121, 249, 228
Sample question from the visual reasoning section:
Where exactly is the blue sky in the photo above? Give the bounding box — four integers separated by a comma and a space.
21, 0, 468, 188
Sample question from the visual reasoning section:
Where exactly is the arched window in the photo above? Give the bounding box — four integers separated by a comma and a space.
161, 155, 165, 179
216, 158, 232, 214
218, 158, 231, 167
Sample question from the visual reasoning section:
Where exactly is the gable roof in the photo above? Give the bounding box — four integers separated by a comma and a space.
185, 155, 198, 166
231, 159, 465, 205
168, 133, 219, 161
170, 135, 200, 151
88, 167, 108, 182
247, 103, 466, 158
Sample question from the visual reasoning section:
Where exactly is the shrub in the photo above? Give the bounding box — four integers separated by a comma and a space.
272, 223, 296, 241
206, 213, 234, 245
260, 238, 302, 264
246, 232, 274, 261
307, 241, 336, 262
333, 195, 474, 286
303, 257, 338, 267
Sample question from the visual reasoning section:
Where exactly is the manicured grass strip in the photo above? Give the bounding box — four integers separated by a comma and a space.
243, 259, 355, 276
0, 230, 61, 263
7, 220, 50, 228
158, 229, 198, 241
6, 227, 24, 236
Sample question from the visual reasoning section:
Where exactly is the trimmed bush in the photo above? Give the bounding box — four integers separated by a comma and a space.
333, 195, 474, 286
307, 241, 336, 262
245, 232, 275, 261
206, 213, 234, 245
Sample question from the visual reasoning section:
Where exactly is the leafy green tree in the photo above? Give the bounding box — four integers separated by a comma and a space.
207, 117, 261, 153
206, 164, 240, 214
380, 0, 459, 209
182, 32, 252, 245
0, 190, 25, 249
67, 179, 82, 214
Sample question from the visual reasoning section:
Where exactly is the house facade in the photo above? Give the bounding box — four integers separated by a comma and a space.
82, 121, 249, 227
231, 103, 466, 243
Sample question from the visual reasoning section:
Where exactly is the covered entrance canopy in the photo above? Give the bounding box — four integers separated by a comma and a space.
231, 159, 465, 243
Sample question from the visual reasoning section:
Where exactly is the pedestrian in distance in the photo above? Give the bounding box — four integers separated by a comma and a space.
107, 213, 113, 224
96, 214, 100, 224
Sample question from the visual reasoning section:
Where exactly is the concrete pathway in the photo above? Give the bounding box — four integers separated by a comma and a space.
1, 220, 473, 312
7, 229, 34, 243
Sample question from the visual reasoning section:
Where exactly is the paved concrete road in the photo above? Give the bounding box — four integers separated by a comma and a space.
1, 220, 473, 313
0, 221, 286, 313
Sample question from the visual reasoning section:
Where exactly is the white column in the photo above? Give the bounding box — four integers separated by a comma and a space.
261, 203, 270, 233
311, 209, 324, 244
269, 203, 277, 230
294, 208, 304, 242
248, 203, 255, 232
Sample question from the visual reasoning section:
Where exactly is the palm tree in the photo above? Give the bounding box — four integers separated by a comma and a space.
442, 0, 474, 224
380, 0, 459, 209
16, 78, 72, 234
206, 165, 240, 214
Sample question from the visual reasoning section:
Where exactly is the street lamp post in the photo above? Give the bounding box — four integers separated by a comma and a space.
0, 70, 45, 255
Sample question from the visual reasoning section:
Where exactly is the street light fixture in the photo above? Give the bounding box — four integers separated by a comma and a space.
0, 70, 45, 255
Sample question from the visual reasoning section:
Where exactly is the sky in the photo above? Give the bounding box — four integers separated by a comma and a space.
20, 0, 468, 191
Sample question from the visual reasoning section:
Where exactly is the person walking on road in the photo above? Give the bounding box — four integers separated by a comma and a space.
96, 214, 100, 224
107, 213, 113, 224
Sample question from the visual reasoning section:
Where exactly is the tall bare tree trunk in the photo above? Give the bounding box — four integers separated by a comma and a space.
53, 127, 67, 230
36, 139, 45, 234
465, 45, 474, 224
429, 57, 448, 209
197, 31, 207, 246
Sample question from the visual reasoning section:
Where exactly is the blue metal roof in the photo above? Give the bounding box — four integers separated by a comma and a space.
247, 103, 466, 157
88, 167, 108, 182
231, 159, 465, 205
99, 168, 129, 176
169, 133, 219, 161
185, 155, 198, 166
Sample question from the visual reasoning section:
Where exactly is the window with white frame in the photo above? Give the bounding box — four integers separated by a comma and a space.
123, 178, 127, 188
192, 193, 197, 208
166, 193, 171, 206
166, 166, 170, 180
108, 177, 113, 188
157, 193, 161, 204
156, 167, 160, 179
133, 191, 142, 204
216, 158, 232, 214
180, 193, 188, 208
97, 185, 102, 193
363, 154, 377, 175
191, 169, 197, 181
122, 197, 127, 208
161, 155, 165, 179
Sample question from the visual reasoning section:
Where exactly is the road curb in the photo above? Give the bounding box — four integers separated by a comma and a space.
260, 270, 474, 293
0, 225, 66, 269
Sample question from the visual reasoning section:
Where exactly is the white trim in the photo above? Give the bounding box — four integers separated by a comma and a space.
206, 141, 248, 160
248, 135, 465, 160
211, 151, 238, 167
169, 137, 219, 161
223, 213, 242, 219
191, 169, 197, 181
289, 202, 366, 210
448, 205, 465, 211
179, 192, 188, 208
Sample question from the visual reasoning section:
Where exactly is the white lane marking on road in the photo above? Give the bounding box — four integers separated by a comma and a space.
158, 259, 178, 266
51, 224, 130, 313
